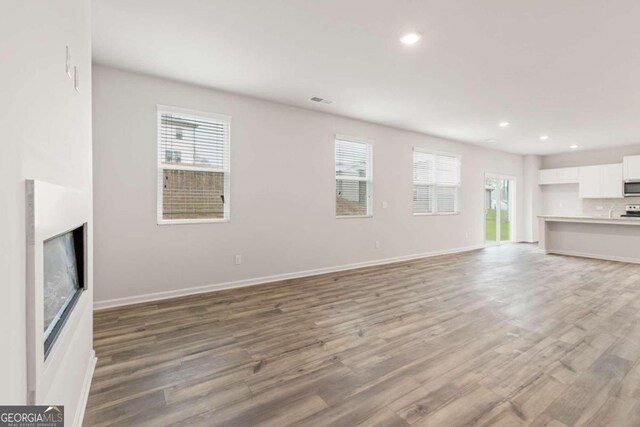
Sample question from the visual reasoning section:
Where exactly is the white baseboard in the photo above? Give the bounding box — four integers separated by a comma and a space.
94, 244, 485, 310
547, 249, 640, 265
73, 351, 96, 427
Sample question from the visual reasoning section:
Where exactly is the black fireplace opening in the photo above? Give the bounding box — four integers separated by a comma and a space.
43, 224, 86, 358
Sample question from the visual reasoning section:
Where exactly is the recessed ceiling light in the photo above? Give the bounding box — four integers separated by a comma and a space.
499, 121, 510, 128
539, 135, 549, 140
570, 144, 579, 149
400, 32, 422, 45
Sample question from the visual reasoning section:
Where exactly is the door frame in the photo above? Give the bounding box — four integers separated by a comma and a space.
484, 173, 517, 247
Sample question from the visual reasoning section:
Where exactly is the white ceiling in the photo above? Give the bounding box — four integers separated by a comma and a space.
92, 0, 640, 155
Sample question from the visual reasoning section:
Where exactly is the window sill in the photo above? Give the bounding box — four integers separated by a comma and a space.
336, 215, 373, 219
413, 212, 460, 216
157, 218, 229, 225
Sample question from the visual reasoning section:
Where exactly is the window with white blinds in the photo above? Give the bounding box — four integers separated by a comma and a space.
157, 106, 231, 224
413, 148, 461, 214
335, 137, 372, 217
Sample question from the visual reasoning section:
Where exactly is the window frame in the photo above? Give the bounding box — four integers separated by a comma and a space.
334, 135, 374, 219
412, 147, 461, 216
156, 105, 232, 225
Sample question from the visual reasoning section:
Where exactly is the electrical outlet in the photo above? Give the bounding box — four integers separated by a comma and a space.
382, 201, 388, 209
235, 254, 242, 265
375, 241, 380, 249
465, 232, 469, 239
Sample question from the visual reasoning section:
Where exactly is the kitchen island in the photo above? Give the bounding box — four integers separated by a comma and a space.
539, 215, 640, 264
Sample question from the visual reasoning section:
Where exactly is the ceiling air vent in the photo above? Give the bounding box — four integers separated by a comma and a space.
310, 96, 333, 105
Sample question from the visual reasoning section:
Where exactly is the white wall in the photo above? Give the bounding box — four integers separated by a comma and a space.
522, 155, 542, 242
542, 145, 640, 169
541, 145, 640, 216
93, 65, 526, 306
0, 0, 93, 422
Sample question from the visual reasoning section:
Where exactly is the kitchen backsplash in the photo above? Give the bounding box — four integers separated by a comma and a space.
540, 184, 640, 216
582, 197, 640, 217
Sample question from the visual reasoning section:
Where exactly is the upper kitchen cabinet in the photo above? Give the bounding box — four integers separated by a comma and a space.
579, 163, 623, 198
538, 167, 579, 185
601, 163, 624, 198
623, 155, 640, 180
579, 165, 602, 198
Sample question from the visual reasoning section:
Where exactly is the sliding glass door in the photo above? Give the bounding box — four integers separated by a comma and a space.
484, 174, 515, 245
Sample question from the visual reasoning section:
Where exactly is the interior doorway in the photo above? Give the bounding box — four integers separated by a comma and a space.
484, 174, 516, 245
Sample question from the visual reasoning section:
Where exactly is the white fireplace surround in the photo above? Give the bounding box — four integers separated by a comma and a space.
26, 180, 96, 426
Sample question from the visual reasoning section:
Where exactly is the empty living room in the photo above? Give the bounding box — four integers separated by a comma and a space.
5, 1, 640, 426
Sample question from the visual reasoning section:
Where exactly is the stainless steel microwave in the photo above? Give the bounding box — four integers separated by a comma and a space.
624, 181, 640, 197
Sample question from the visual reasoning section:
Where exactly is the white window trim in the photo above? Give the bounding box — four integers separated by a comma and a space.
413, 211, 461, 216
156, 105, 232, 225
412, 147, 462, 216
335, 135, 374, 219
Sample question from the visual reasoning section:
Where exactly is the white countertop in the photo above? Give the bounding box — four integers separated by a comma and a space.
538, 215, 640, 225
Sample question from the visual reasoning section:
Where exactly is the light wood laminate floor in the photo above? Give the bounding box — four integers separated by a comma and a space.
86, 244, 640, 426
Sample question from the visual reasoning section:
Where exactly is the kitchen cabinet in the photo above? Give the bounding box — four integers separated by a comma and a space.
623, 155, 640, 180
538, 169, 556, 185
578, 163, 623, 199
538, 167, 579, 185
579, 165, 602, 198
602, 163, 623, 198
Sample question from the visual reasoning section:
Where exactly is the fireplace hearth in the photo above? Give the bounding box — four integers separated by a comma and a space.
26, 179, 91, 404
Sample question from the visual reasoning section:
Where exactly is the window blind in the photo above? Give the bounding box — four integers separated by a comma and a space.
335, 138, 372, 217
157, 107, 231, 223
413, 149, 460, 214
413, 150, 435, 214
